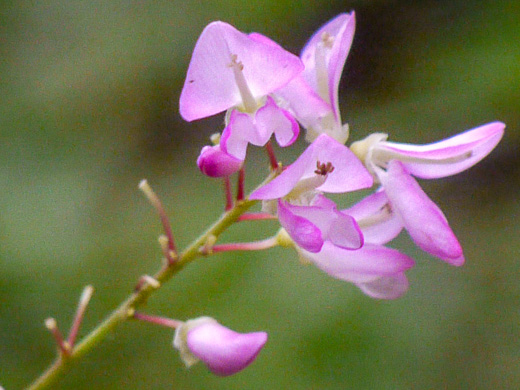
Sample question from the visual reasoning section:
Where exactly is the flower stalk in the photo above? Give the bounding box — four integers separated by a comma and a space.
224, 176, 234, 210
133, 312, 182, 329
265, 141, 278, 170
210, 236, 279, 253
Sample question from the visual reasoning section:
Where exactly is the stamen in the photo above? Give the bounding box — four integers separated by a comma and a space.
357, 204, 394, 228
314, 161, 335, 175
286, 160, 335, 201
287, 176, 326, 201
321, 32, 335, 48
314, 32, 334, 102
228, 54, 257, 113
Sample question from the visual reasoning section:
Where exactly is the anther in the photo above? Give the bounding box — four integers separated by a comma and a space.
321, 32, 335, 48
228, 53, 257, 112
314, 161, 335, 175
228, 54, 244, 70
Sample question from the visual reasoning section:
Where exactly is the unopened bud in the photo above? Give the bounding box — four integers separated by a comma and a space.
197, 145, 243, 177
173, 317, 268, 376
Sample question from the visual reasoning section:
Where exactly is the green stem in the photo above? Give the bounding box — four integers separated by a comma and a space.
26, 198, 259, 390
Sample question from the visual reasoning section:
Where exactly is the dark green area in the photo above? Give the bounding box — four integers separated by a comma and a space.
1, 0, 518, 389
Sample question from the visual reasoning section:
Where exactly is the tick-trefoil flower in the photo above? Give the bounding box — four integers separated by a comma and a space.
276, 12, 356, 143
173, 317, 268, 377
180, 21, 303, 160
250, 134, 373, 253
350, 122, 505, 265
293, 190, 414, 300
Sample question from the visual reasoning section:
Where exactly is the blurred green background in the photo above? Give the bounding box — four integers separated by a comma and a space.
1, 0, 519, 389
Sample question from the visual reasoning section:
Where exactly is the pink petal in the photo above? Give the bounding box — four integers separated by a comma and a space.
186, 322, 268, 377
277, 199, 324, 253
250, 134, 373, 200
300, 12, 355, 119
255, 96, 300, 147
344, 190, 404, 245
356, 272, 409, 300
197, 145, 243, 177
327, 212, 364, 250
275, 76, 332, 130
280, 196, 363, 251
221, 99, 299, 160
180, 21, 303, 121
220, 110, 256, 160
379, 122, 505, 179
379, 161, 465, 266
326, 13, 355, 121
298, 241, 415, 284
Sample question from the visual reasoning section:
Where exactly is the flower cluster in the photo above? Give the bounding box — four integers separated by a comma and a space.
28, 11, 505, 388
175, 12, 504, 375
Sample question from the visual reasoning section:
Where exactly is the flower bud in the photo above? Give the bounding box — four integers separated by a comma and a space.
173, 317, 268, 376
197, 145, 243, 177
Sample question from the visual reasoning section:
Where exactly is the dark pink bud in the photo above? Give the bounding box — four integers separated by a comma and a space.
197, 145, 243, 177
174, 317, 268, 376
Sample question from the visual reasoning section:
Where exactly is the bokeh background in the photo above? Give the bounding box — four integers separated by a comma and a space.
1, 0, 519, 389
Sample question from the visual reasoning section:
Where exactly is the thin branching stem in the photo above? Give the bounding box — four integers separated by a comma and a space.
26, 169, 282, 390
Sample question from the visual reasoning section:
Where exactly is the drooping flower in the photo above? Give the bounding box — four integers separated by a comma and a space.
292, 189, 414, 299
350, 122, 506, 265
250, 134, 373, 253
173, 317, 268, 377
276, 12, 356, 143
179, 21, 302, 162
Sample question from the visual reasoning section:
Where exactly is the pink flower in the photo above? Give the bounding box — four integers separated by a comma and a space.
251, 133, 373, 200
276, 12, 356, 143
350, 122, 505, 265
294, 190, 414, 300
251, 134, 373, 253
173, 317, 268, 377
180, 21, 303, 121
179, 21, 302, 160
